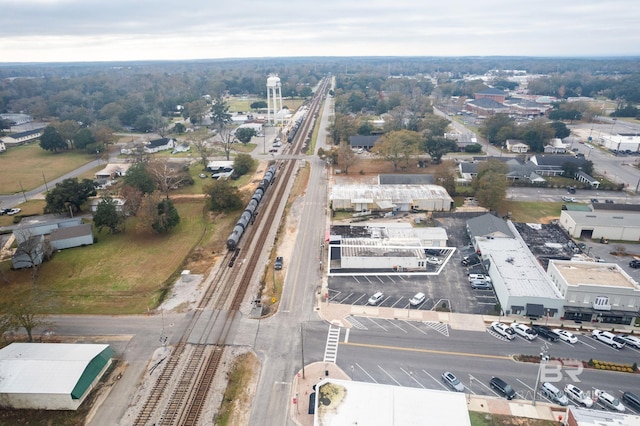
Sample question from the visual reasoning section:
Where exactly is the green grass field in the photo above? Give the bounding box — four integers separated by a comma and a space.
0, 200, 210, 314
0, 144, 95, 194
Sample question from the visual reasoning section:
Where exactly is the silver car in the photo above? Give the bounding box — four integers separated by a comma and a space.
442, 371, 465, 392
367, 292, 384, 305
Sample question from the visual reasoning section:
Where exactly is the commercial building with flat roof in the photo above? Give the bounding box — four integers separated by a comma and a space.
548, 260, 640, 325
313, 378, 471, 426
476, 225, 565, 318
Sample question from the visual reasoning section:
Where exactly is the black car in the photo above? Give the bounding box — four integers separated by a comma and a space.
461, 254, 480, 266
532, 325, 560, 342
490, 377, 516, 400
630, 260, 640, 269
623, 392, 640, 411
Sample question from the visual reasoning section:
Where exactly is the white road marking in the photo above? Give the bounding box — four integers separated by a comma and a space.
401, 320, 430, 335
344, 328, 350, 343
422, 369, 449, 391
383, 318, 408, 333
378, 365, 401, 386
355, 362, 377, 383
323, 325, 341, 363
400, 367, 426, 388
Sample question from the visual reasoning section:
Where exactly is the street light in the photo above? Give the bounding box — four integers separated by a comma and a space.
532, 352, 550, 406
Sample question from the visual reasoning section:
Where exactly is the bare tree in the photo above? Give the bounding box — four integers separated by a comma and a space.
147, 159, 192, 198
336, 142, 358, 174
136, 191, 162, 233
6, 290, 53, 342
216, 125, 237, 161
192, 138, 213, 169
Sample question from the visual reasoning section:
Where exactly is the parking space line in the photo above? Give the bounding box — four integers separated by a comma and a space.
577, 339, 597, 350
400, 367, 426, 388
422, 370, 449, 391
351, 294, 366, 305
383, 319, 408, 333
364, 317, 388, 331
389, 298, 404, 308
378, 365, 401, 386
363, 276, 372, 283
386, 275, 396, 283
344, 328, 350, 343
352, 276, 361, 284
375, 276, 384, 283
516, 378, 534, 392
401, 320, 429, 335
355, 362, 378, 384
335, 292, 352, 303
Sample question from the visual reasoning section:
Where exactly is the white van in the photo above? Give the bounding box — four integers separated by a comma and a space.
541, 382, 568, 406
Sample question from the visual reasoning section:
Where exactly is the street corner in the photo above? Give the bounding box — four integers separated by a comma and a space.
290, 362, 351, 425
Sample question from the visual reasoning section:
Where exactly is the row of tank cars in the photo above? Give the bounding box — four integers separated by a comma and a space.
226, 165, 277, 255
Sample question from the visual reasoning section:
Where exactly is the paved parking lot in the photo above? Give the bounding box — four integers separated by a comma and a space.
327, 217, 499, 315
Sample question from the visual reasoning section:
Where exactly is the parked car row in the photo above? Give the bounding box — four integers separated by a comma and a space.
442, 369, 636, 413
491, 322, 582, 344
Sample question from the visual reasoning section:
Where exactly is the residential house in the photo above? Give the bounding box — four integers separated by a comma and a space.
543, 138, 568, 154
144, 138, 176, 154
88, 197, 127, 213
505, 139, 529, 153
348, 135, 381, 151
13, 217, 83, 244
94, 163, 131, 181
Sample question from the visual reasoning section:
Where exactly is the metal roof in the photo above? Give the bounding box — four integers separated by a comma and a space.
330, 184, 453, 203
0, 343, 112, 396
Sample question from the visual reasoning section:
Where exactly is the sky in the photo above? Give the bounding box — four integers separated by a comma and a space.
1, 0, 639, 63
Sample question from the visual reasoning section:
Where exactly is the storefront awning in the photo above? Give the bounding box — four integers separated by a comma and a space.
526, 303, 545, 317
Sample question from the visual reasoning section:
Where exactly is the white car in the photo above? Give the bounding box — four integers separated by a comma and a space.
426, 257, 443, 265
565, 384, 593, 408
7, 208, 21, 215
367, 292, 384, 306
491, 322, 515, 340
592, 330, 625, 349
617, 334, 640, 349
553, 329, 578, 344
510, 322, 537, 340
409, 292, 426, 306
595, 389, 625, 412
468, 273, 491, 283
441, 371, 465, 392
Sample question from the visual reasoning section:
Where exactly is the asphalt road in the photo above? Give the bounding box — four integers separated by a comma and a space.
303, 317, 640, 412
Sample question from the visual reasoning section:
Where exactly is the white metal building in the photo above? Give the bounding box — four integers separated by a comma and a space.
475, 222, 565, 318
330, 184, 453, 213
0, 343, 113, 410
547, 260, 640, 325
313, 378, 471, 426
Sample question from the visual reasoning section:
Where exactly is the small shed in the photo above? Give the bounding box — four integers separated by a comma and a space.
0, 343, 114, 410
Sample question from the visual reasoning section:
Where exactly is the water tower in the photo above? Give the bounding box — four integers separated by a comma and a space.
266, 74, 283, 126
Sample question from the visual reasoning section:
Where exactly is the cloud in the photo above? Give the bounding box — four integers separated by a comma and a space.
0, 0, 639, 62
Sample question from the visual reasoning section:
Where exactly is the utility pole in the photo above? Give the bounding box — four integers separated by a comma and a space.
41, 171, 49, 192
18, 181, 27, 203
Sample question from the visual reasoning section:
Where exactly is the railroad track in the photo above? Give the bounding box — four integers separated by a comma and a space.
133, 77, 330, 425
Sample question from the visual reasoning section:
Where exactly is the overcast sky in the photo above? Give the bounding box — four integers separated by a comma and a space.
1, 0, 639, 63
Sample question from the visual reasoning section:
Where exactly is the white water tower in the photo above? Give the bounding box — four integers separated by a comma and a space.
266, 74, 283, 126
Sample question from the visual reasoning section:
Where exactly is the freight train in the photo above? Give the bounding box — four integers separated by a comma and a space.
226, 165, 277, 251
